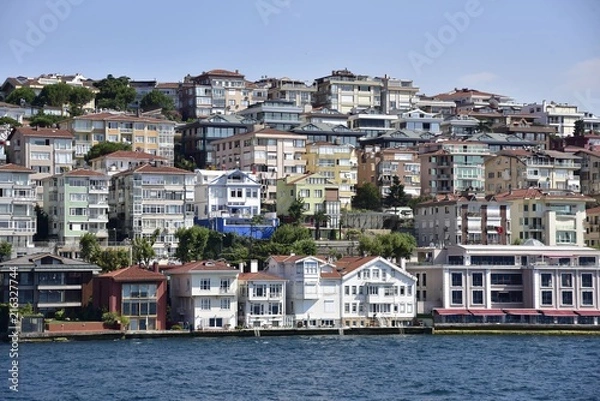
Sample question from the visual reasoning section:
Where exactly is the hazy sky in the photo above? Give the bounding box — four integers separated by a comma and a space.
1, 0, 599, 113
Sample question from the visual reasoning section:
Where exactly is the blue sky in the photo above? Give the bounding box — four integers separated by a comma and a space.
1, 0, 599, 113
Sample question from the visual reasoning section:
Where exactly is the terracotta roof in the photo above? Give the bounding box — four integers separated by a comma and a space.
238, 272, 285, 281
321, 271, 342, 279
434, 88, 502, 100
63, 168, 107, 177
0, 163, 34, 173
497, 149, 532, 157
91, 150, 167, 162
573, 148, 600, 158
495, 188, 595, 202
202, 69, 244, 77
155, 82, 179, 89
167, 260, 238, 274
586, 206, 600, 215
99, 266, 166, 282
14, 127, 73, 138
114, 163, 195, 177
334, 256, 378, 275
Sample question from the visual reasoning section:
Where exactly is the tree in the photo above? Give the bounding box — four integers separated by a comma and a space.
287, 197, 306, 225
0, 242, 12, 261
93, 248, 130, 272
94, 74, 136, 111
351, 182, 382, 211
271, 224, 312, 245
5, 87, 36, 106
140, 90, 174, 113
358, 232, 416, 262
312, 209, 330, 240
28, 112, 65, 127
132, 229, 160, 266
174, 226, 210, 263
574, 119, 585, 137
84, 141, 132, 163
204, 230, 225, 260
79, 233, 100, 263
68, 86, 95, 116
476, 120, 493, 133
34, 82, 72, 107
0, 117, 21, 127
358, 234, 383, 257
174, 154, 195, 171
33, 205, 49, 241
384, 176, 409, 211
290, 238, 317, 255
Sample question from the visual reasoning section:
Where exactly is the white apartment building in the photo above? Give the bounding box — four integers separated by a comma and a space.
347, 108, 398, 138
89, 150, 168, 176
109, 164, 195, 258
167, 260, 239, 330
394, 108, 443, 133
194, 168, 261, 219
0, 164, 36, 255
521, 101, 584, 137
238, 262, 287, 328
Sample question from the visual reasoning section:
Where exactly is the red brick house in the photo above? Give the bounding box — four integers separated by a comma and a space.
93, 265, 167, 330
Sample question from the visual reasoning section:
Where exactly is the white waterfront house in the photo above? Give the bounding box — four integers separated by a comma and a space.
166, 260, 239, 330
265, 255, 418, 328
194, 168, 261, 219
238, 262, 287, 328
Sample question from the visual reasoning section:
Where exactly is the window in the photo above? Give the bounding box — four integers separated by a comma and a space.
541, 274, 552, 288
351, 286, 357, 295
421, 273, 426, 286
561, 273, 572, 288
472, 273, 483, 287
582, 291, 593, 306
200, 299, 211, 310
220, 298, 231, 310
541, 291, 553, 305
200, 279, 210, 290
472, 290, 483, 305
581, 273, 593, 288
344, 303, 350, 313
220, 279, 230, 293
451, 273, 462, 287
451, 290, 463, 305
490, 274, 522, 285
344, 286, 349, 295
561, 291, 573, 306
253, 284, 267, 297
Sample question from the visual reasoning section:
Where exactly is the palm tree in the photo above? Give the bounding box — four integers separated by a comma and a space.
313, 209, 330, 240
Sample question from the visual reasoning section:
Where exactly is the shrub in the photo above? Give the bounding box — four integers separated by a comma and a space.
170, 324, 183, 330
102, 311, 120, 326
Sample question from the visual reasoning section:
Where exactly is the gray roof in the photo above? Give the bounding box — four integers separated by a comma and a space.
0, 253, 101, 272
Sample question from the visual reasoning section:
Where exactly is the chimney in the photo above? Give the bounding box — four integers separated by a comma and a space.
153, 261, 159, 273
250, 259, 258, 273
238, 262, 245, 272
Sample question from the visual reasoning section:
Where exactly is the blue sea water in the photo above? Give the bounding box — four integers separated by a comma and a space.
1, 334, 600, 401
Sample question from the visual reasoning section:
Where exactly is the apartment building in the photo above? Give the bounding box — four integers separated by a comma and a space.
414, 193, 510, 247
302, 142, 357, 208
167, 260, 239, 330
348, 108, 398, 138
572, 149, 600, 195
495, 119, 555, 150
314, 69, 382, 113
89, 150, 168, 176
484, 149, 581, 195
180, 69, 252, 119
291, 122, 363, 147
300, 107, 349, 126
43, 169, 110, 256
584, 206, 600, 248
238, 262, 287, 328
7, 126, 74, 202
582, 112, 600, 134
521, 101, 584, 137
440, 115, 480, 137
413, 96, 456, 116
65, 112, 176, 165
265, 77, 316, 108
380, 76, 419, 114
212, 128, 307, 208
357, 148, 421, 197
178, 114, 255, 169
394, 108, 443, 134
236, 100, 302, 131
495, 188, 592, 246
0, 164, 37, 255
276, 173, 341, 233
469, 132, 536, 153
433, 88, 514, 114
358, 129, 436, 150
109, 164, 195, 258
419, 141, 490, 196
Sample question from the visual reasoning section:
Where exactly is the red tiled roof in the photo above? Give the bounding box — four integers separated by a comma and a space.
495, 188, 595, 202
91, 150, 167, 162
0, 163, 34, 173
155, 82, 179, 89
239, 272, 285, 281
321, 271, 342, 279
63, 168, 107, 177
167, 260, 238, 274
15, 127, 72, 138
114, 163, 195, 177
334, 256, 378, 275
99, 266, 166, 282
203, 69, 244, 77
586, 206, 600, 215
497, 149, 532, 157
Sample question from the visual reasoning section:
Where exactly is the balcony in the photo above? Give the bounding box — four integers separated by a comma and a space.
89, 185, 109, 193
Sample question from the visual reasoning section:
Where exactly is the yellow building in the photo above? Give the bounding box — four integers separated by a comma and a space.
302, 142, 357, 209
64, 112, 176, 167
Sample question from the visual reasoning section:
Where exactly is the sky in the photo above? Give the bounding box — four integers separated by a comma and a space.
1, 0, 599, 113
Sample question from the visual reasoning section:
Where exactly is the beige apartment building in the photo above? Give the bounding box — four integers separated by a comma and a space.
302, 142, 357, 209
484, 149, 581, 195
584, 206, 600, 248
7, 127, 74, 203
357, 148, 420, 197
212, 128, 307, 208
419, 141, 490, 196
64, 112, 175, 166
573, 149, 600, 196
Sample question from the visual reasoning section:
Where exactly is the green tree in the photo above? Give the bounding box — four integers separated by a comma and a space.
357, 234, 383, 256
351, 182, 382, 211
287, 197, 305, 225
94, 74, 136, 111
84, 141, 132, 163
312, 209, 330, 240
174, 153, 195, 171
384, 176, 408, 211
379, 232, 416, 261
132, 229, 160, 266
204, 230, 225, 260
574, 119, 585, 137
79, 233, 100, 263
33, 205, 49, 241
68, 86, 95, 116
93, 248, 130, 272
291, 238, 317, 255
220, 244, 250, 265
34, 82, 73, 107
271, 224, 312, 245
477, 120, 493, 133
0, 116, 21, 127
0, 242, 12, 261
174, 226, 210, 263
28, 112, 65, 127
5, 87, 36, 106
140, 90, 174, 113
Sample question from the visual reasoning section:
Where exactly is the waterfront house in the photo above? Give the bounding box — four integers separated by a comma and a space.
166, 260, 239, 330
93, 264, 167, 330
0, 253, 101, 317
238, 261, 287, 328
